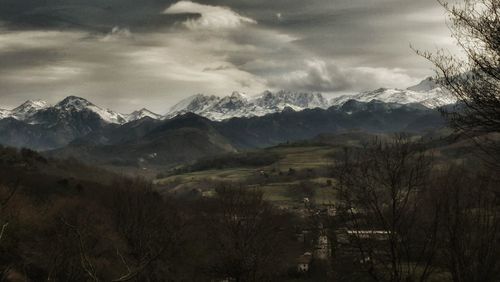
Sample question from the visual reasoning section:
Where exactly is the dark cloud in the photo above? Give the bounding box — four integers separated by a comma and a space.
0, 49, 62, 71
0, 0, 459, 112
0, 0, 188, 32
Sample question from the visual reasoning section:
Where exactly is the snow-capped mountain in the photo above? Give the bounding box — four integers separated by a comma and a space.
196, 92, 258, 120
167, 94, 220, 116
0, 77, 456, 125
48, 96, 127, 124
330, 77, 456, 109
0, 108, 10, 119
166, 91, 330, 121
0, 83, 452, 151
407, 77, 439, 92
255, 90, 329, 110
126, 108, 163, 121
0, 96, 162, 125
166, 78, 453, 121
10, 100, 49, 121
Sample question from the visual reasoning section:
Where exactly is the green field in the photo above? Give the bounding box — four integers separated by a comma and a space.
154, 145, 339, 206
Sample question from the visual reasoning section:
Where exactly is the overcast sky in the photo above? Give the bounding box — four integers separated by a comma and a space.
0, 0, 460, 113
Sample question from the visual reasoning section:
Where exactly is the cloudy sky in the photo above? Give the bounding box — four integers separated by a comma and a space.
0, 0, 460, 113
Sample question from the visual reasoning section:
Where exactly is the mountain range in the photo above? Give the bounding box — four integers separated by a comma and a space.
0, 77, 454, 165
0, 77, 454, 125
0, 96, 158, 125
165, 77, 455, 120
46, 100, 446, 169
165, 90, 331, 120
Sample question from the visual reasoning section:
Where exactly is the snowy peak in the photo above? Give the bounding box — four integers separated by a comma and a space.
17, 99, 49, 110
53, 96, 127, 124
126, 108, 163, 122
165, 77, 456, 122
55, 96, 93, 110
166, 92, 254, 121
229, 91, 249, 100
255, 90, 329, 110
0, 109, 10, 119
330, 78, 456, 109
166, 90, 330, 121
216, 92, 250, 109
1, 96, 170, 125
0, 77, 458, 124
0, 96, 134, 125
407, 77, 439, 92
54, 96, 93, 111
11, 99, 49, 120
168, 94, 221, 116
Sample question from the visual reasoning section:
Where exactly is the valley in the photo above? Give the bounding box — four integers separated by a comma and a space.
1, 0, 498, 280
152, 130, 477, 209
0, 79, 488, 281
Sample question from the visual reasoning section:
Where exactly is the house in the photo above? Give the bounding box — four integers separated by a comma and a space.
346, 230, 391, 240
327, 206, 337, 217
314, 231, 331, 260
297, 252, 313, 273
303, 197, 310, 205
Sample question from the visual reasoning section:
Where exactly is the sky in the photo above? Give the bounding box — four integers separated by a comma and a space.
0, 0, 460, 113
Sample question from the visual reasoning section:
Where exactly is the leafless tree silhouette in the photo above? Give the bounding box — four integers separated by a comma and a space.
334, 136, 440, 282
418, 0, 500, 166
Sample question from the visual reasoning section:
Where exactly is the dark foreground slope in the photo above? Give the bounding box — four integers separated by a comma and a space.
0, 146, 300, 282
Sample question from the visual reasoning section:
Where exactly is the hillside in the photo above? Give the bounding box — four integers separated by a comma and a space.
0, 146, 120, 199
49, 114, 237, 170
0, 78, 455, 151
153, 131, 482, 208
47, 101, 446, 170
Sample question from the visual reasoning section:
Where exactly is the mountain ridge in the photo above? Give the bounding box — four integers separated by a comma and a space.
166, 77, 455, 120
0, 77, 455, 124
48, 100, 446, 168
0, 96, 162, 125
0, 78, 454, 151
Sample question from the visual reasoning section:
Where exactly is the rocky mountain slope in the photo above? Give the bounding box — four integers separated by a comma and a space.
48, 100, 445, 168
0, 78, 454, 125
166, 91, 331, 120
0, 96, 162, 149
0, 96, 161, 125
0, 78, 454, 151
51, 113, 237, 167
331, 78, 455, 109
166, 77, 455, 120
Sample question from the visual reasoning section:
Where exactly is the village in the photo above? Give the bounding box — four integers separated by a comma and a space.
286, 198, 390, 279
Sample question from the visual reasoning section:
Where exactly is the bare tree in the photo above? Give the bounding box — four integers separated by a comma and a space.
203, 185, 295, 282
415, 2, 500, 280
333, 136, 440, 282
106, 178, 187, 282
0, 183, 18, 280
26, 179, 188, 282
418, 0, 500, 165
435, 166, 500, 282
0, 187, 15, 245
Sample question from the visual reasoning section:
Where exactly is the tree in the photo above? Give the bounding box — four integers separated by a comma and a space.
105, 178, 187, 282
435, 166, 500, 282
333, 136, 440, 282
202, 185, 296, 282
0, 184, 17, 244
20, 178, 188, 282
0, 183, 18, 279
419, 0, 500, 165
